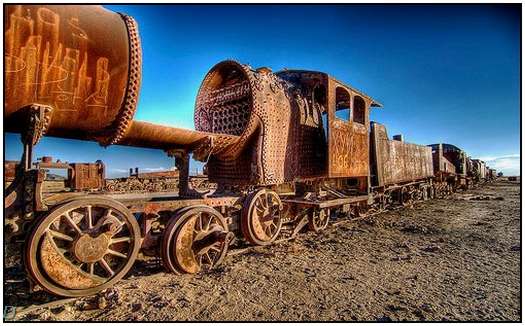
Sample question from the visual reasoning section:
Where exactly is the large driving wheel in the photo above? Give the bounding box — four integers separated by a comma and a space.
25, 198, 141, 297
161, 206, 231, 274
241, 189, 283, 246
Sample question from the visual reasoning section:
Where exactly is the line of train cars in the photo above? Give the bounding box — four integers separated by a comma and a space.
4, 5, 497, 298
429, 143, 497, 189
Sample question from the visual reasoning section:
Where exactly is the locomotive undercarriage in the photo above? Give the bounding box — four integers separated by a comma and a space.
6, 143, 463, 298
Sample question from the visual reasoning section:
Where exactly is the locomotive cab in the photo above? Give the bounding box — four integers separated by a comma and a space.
277, 70, 381, 194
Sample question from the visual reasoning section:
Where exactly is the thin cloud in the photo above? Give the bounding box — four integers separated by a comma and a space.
477, 154, 520, 162
110, 168, 129, 173
482, 154, 520, 176
140, 167, 168, 172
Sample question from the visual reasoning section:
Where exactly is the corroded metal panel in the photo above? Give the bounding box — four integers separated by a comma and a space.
430, 144, 457, 175
327, 81, 370, 178
4, 4, 141, 146
69, 163, 105, 190
329, 119, 354, 177
429, 143, 469, 176
328, 120, 369, 177
472, 160, 487, 179
4, 161, 18, 182
371, 122, 433, 187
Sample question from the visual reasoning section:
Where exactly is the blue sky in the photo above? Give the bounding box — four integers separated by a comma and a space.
5, 4, 521, 176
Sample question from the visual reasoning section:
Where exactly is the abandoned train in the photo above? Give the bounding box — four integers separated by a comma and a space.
4, 5, 496, 297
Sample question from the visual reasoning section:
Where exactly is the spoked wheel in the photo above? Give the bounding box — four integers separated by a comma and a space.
308, 208, 330, 232
161, 206, 232, 274
241, 189, 283, 246
25, 198, 141, 297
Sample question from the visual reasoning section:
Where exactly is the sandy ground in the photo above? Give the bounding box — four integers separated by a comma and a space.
5, 178, 521, 321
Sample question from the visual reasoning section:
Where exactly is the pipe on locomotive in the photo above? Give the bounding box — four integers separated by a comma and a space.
4, 4, 245, 157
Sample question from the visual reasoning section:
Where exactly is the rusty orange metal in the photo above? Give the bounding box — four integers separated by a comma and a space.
370, 122, 434, 187
4, 5, 141, 146
194, 62, 381, 186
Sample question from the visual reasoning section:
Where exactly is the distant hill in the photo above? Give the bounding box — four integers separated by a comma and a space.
46, 174, 66, 181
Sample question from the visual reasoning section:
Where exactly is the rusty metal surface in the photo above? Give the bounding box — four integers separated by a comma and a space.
370, 122, 434, 187
430, 143, 457, 175
472, 159, 487, 179
429, 143, 469, 176
24, 198, 141, 297
4, 161, 18, 182
161, 206, 231, 274
4, 5, 141, 145
241, 189, 283, 246
325, 80, 371, 178
119, 120, 240, 153
195, 61, 381, 186
69, 162, 105, 190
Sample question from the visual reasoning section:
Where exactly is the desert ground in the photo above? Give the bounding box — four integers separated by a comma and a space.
4, 178, 521, 321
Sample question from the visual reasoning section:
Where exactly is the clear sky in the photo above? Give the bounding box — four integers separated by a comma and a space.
5, 4, 521, 176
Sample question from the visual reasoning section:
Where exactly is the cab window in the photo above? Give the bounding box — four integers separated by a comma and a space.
353, 96, 366, 124
335, 87, 351, 121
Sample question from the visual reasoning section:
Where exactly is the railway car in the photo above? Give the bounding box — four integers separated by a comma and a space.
3, 4, 492, 298
105, 168, 180, 193
429, 143, 470, 189
471, 159, 487, 181
488, 168, 497, 180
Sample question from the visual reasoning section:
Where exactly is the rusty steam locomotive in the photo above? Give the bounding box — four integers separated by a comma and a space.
4, 5, 496, 297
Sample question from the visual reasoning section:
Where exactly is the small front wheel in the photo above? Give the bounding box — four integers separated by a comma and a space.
308, 208, 330, 232
161, 205, 231, 274
241, 189, 283, 246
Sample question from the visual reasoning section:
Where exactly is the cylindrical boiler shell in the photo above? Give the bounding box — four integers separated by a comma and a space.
4, 4, 141, 145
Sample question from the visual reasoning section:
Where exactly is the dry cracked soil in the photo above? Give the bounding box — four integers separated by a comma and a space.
4, 178, 521, 321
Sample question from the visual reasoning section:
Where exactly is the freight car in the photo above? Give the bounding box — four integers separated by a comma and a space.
429, 143, 470, 189
4, 4, 494, 298
471, 159, 487, 181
